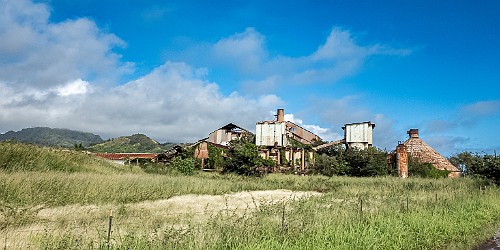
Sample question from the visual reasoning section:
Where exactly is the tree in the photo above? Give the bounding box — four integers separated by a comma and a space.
450, 152, 500, 184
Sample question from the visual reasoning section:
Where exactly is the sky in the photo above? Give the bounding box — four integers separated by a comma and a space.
0, 0, 499, 156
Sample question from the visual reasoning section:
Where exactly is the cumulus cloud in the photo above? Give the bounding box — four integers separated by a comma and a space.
0, 0, 132, 89
426, 100, 500, 133
171, 26, 411, 94
56, 79, 91, 96
0, 0, 282, 142
0, 0, 410, 145
0, 62, 282, 142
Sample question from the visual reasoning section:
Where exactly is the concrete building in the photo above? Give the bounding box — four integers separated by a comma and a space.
256, 109, 321, 171
342, 122, 375, 150
256, 109, 321, 147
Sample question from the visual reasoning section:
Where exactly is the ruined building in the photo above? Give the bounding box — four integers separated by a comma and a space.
390, 129, 461, 178
207, 123, 252, 146
256, 109, 321, 170
342, 122, 375, 150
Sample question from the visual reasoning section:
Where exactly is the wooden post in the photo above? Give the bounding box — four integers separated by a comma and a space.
301, 148, 305, 173
107, 210, 113, 250
281, 204, 286, 233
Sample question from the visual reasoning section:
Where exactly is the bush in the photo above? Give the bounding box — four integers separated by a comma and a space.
169, 157, 199, 175
312, 154, 348, 176
408, 157, 449, 178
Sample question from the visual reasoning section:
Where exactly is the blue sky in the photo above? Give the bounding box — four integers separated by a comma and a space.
0, 0, 499, 156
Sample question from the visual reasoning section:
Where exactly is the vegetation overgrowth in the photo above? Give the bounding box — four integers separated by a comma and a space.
88, 134, 175, 153
0, 141, 132, 173
1, 141, 499, 249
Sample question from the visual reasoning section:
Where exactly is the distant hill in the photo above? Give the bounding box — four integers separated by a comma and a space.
89, 134, 174, 153
0, 127, 104, 148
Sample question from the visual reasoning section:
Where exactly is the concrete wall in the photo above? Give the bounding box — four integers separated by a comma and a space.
343, 122, 374, 149
256, 122, 287, 147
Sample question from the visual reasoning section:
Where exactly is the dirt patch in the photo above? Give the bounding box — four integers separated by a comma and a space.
36, 189, 321, 221
475, 231, 500, 250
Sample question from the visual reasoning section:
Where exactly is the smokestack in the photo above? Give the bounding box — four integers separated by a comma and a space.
277, 109, 285, 122
407, 129, 419, 138
396, 143, 408, 178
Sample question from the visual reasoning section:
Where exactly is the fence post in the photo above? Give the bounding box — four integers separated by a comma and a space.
406, 195, 409, 212
281, 203, 286, 233
359, 198, 363, 218
107, 210, 113, 250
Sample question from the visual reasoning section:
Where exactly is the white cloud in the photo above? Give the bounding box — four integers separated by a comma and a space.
284, 113, 341, 142
169, 26, 411, 94
0, 0, 132, 89
56, 79, 90, 96
212, 27, 267, 74
0, 1, 283, 142
462, 100, 500, 117
0, 0, 411, 146
0, 62, 283, 142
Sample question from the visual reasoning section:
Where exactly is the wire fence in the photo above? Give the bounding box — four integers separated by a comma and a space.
1, 186, 493, 249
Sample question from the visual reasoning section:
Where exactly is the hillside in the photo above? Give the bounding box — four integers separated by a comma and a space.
0, 127, 103, 148
89, 133, 174, 153
0, 141, 134, 173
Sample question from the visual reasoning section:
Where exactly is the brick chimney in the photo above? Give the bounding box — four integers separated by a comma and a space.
276, 109, 285, 122
407, 129, 419, 138
396, 143, 408, 178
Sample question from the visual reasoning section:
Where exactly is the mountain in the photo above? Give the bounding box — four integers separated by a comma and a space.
89, 134, 174, 153
0, 127, 104, 148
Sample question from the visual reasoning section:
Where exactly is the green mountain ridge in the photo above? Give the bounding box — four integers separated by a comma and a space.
0, 127, 103, 148
88, 134, 175, 153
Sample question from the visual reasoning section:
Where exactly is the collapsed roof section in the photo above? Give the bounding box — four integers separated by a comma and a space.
206, 123, 253, 146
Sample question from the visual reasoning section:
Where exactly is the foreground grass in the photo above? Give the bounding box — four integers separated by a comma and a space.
1, 171, 499, 249
1, 142, 499, 249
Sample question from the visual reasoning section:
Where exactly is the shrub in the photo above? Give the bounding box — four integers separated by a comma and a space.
408, 157, 449, 178
169, 157, 199, 175
312, 154, 348, 176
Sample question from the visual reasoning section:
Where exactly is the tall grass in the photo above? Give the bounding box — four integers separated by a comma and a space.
2, 172, 499, 249
1, 141, 499, 249
0, 141, 134, 173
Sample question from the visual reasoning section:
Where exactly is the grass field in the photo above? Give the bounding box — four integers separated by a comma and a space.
1, 141, 499, 249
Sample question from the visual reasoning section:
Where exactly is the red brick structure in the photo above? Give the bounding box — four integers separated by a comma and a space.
389, 129, 461, 178
395, 143, 408, 178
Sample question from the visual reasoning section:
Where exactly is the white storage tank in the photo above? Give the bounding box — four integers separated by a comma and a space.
342, 122, 375, 149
